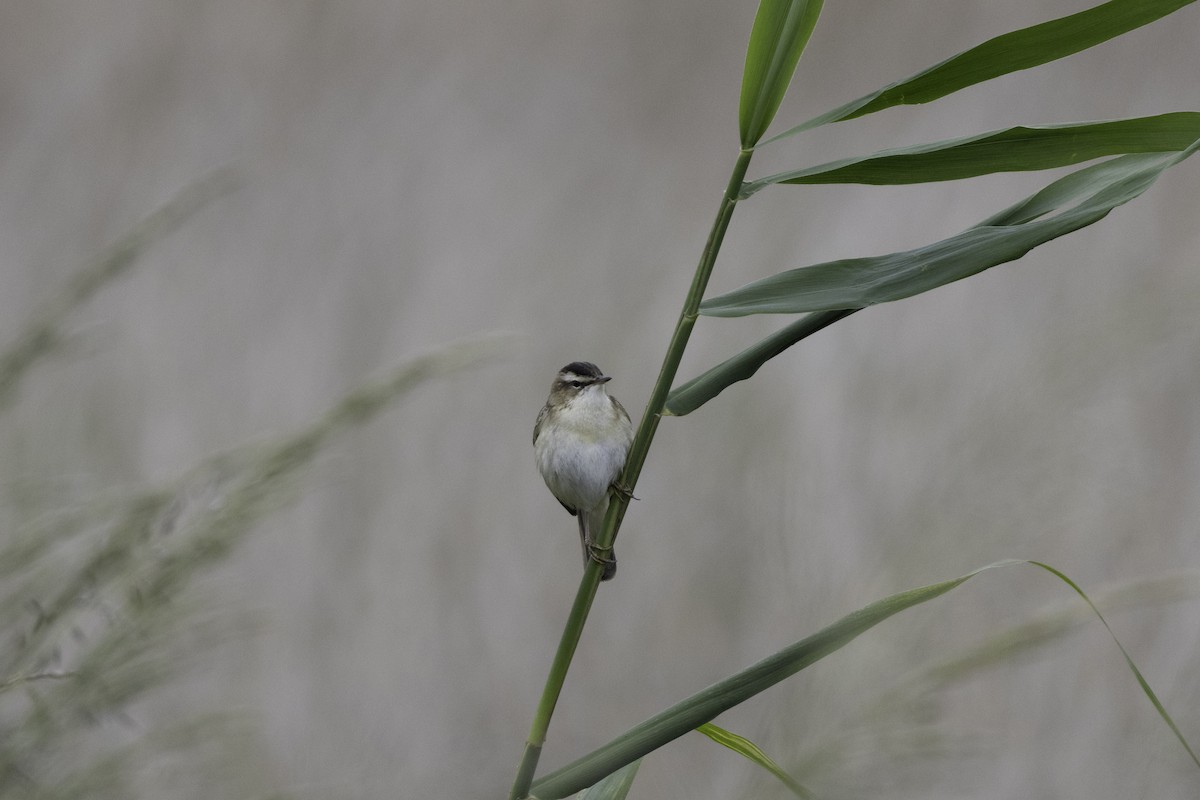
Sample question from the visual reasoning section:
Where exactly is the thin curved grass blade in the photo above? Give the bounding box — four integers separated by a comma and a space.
1026, 561, 1200, 770
530, 560, 1198, 799
701, 142, 1200, 317
913, 570, 1200, 690
973, 153, 1182, 228
764, 0, 1198, 142
664, 309, 856, 416
696, 723, 812, 798
529, 568, 984, 799
739, 0, 824, 148
743, 113, 1200, 194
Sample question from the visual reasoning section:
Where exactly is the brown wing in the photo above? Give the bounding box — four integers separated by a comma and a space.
534, 402, 578, 516
533, 402, 549, 446
610, 395, 632, 428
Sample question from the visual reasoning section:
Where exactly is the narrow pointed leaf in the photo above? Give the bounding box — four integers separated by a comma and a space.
914, 571, 1200, 689
572, 760, 642, 800
739, 0, 824, 148
975, 153, 1178, 228
664, 309, 856, 416
528, 567, 987, 799
696, 723, 813, 798
1025, 561, 1200, 771
701, 142, 1200, 317
672, 132, 1188, 414
743, 113, 1200, 194
531, 559, 1198, 800
764, 0, 1199, 142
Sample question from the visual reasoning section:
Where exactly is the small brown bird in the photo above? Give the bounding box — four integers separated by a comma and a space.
533, 362, 633, 580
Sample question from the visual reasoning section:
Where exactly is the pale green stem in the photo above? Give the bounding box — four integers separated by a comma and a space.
508, 148, 754, 800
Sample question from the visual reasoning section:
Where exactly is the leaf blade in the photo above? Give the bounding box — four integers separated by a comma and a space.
529, 568, 985, 799
696, 723, 812, 798
529, 559, 1200, 799
702, 144, 1199, 317
1025, 561, 1200, 771
664, 310, 856, 416
739, 0, 824, 147
744, 113, 1200, 193
765, 0, 1199, 141
528, 559, 1199, 798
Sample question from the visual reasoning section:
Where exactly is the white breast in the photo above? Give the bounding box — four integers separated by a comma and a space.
535, 388, 629, 512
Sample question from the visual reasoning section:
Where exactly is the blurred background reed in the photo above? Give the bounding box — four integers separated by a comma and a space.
0, 1, 1198, 798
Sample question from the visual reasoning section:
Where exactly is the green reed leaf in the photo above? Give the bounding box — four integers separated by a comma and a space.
744, 113, 1200, 193
764, 0, 1198, 142
529, 559, 1198, 799
664, 310, 855, 416
702, 143, 1199, 317
739, 0, 824, 147
529, 568, 978, 799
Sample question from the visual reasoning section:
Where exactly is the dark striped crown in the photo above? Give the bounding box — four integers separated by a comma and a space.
560, 362, 603, 378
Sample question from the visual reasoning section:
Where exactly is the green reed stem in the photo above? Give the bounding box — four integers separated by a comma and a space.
508, 148, 753, 800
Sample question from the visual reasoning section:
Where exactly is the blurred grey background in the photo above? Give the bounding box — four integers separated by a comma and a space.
1, 0, 1198, 798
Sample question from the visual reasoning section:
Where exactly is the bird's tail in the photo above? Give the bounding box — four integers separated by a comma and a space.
578, 508, 617, 581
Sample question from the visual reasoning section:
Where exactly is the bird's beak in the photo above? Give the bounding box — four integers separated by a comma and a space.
596, 375, 612, 384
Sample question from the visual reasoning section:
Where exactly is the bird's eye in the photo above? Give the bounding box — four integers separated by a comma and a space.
570, 381, 583, 388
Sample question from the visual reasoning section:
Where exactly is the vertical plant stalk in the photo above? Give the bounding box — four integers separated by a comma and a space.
615, 147, 755, 507
508, 148, 754, 800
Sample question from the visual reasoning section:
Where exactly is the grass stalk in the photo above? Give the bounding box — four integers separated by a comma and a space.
508, 147, 754, 799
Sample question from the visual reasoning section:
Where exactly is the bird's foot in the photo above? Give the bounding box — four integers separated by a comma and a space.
584, 539, 616, 569
610, 481, 639, 502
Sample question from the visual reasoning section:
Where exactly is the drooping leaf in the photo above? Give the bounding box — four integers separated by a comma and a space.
529, 560, 1199, 800
743, 113, 1200, 193
664, 310, 855, 416
972, 152, 1183, 228
739, 0, 824, 148
701, 143, 1200, 317
696, 723, 812, 798
528, 568, 982, 799
913, 571, 1200, 690
1025, 561, 1200, 771
764, 0, 1199, 142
